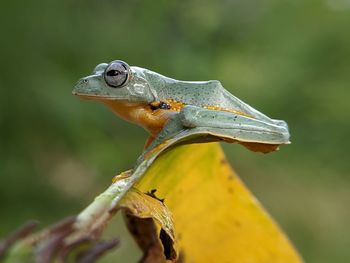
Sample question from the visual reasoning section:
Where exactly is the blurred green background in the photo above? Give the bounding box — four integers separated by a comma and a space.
0, 0, 349, 262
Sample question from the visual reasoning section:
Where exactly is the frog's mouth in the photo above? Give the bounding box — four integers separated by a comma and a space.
72, 91, 117, 101
72, 91, 141, 104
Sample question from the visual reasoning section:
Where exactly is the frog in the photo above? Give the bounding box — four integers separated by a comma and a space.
73, 60, 290, 154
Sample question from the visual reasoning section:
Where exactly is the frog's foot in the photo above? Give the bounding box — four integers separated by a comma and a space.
112, 169, 134, 183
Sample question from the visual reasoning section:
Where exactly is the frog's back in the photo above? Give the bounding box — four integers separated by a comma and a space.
142, 69, 230, 108
161, 80, 229, 107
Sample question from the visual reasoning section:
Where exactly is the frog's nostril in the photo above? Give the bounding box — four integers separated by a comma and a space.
76, 78, 89, 86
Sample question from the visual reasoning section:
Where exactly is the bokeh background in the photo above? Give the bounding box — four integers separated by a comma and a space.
1, 0, 349, 262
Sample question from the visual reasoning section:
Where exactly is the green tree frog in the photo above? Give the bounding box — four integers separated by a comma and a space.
73, 60, 290, 154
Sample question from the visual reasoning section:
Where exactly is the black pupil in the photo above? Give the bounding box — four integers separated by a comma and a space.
107, 69, 121, 76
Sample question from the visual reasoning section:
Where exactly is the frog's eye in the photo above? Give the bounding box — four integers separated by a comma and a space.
104, 60, 130, 88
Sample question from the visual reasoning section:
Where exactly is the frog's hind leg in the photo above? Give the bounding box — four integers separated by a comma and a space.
141, 105, 290, 158
178, 105, 290, 149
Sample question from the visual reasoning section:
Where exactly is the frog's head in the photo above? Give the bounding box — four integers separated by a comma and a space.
73, 60, 156, 103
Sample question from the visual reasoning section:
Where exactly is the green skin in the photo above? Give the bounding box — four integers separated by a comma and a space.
73, 60, 290, 155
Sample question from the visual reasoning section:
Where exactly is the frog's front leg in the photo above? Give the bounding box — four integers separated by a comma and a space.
136, 113, 185, 163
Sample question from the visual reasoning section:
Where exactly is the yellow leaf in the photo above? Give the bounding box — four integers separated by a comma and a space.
119, 187, 175, 242
119, 187, 177, 262
134, 142, 303, 263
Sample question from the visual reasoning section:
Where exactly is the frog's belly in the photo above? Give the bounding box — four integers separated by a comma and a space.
102, 100, 176, 135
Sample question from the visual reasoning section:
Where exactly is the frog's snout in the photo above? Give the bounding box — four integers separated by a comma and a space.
73, 75, 105, 97
72, 77, 89, 95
